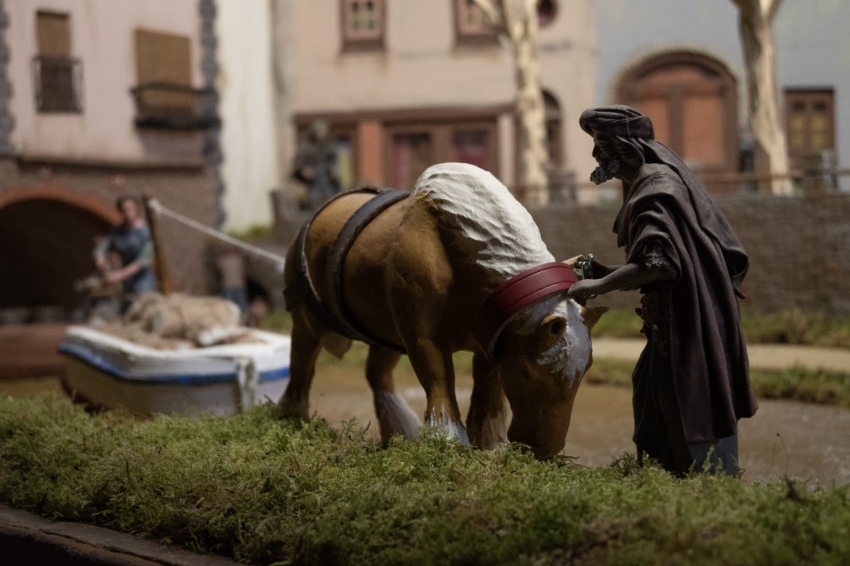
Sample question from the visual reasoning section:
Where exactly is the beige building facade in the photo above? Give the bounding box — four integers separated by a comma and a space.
272, 0, 597, 204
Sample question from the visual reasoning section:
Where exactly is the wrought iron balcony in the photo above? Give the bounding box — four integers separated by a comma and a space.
131, 82, 220, 130
33, 56, 84, 113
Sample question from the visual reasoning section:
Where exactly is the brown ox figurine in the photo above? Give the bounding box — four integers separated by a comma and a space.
280, 163, 606, 457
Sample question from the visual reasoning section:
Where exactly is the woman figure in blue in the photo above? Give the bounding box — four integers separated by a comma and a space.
93, 196, 155, 312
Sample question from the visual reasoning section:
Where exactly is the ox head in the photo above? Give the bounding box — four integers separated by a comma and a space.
495, 299, 607, 457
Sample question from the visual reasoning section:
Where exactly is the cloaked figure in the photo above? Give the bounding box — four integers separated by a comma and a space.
567, 105, 757, 477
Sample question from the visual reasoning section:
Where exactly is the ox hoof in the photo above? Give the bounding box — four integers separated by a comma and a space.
276, 399, 310, 422
374, 391, 421, 444
426, 412, 471, 446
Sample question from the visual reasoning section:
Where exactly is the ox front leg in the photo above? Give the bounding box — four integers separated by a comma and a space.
366, 346, 421, 444
406, 341, 470, 445
467, 352, 509, 450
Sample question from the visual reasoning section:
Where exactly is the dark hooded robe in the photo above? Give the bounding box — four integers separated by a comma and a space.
579, 106, 758, 454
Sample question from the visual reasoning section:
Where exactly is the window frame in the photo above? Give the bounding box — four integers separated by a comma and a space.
453, 0, 499, 47
340, 0, 386, 53
33, 11, 83, 114
785, 87, 836, 164
384, 119, 499, 188
32, 55, 84, 113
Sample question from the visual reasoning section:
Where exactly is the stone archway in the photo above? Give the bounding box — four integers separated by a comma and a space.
0, 185, 118, 320
0, 185, 121, 224
613, 50, 739, 192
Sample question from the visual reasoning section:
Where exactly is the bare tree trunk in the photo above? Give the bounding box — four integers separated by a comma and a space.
733, 0, 791, 195
474, 0, 549, 207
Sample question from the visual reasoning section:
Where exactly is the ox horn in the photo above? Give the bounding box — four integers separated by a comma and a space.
580, 306, 609, 333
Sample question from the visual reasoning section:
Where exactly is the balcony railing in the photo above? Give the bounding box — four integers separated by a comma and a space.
131, 82, 220, 130
32, 55, 84, 113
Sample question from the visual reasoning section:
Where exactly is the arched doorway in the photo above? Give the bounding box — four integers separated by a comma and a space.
614, 50, 739, 192
0, 196, 114, 321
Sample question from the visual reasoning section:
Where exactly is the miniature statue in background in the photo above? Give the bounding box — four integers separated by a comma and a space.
246, 295, 269, 328
93, 196, 155, 314
291, 119, 340, 210
568, 106, 757, 477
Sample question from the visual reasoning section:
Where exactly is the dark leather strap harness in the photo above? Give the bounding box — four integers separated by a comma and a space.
473, 262, 579, 360
283, 187, 409, 351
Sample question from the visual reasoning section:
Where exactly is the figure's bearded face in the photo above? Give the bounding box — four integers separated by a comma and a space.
590, 141, 620, 185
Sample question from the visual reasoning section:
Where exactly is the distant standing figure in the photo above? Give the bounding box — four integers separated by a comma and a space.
292, 119, 340, 209
216, 245, 249, 316
567, 106, 757, 477
93, 196, 156, 313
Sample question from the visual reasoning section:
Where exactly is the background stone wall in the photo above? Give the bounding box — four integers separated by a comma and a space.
532, 193, 850, 316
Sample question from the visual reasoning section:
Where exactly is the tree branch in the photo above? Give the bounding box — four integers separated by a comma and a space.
765, 0, 783, 21
470, 0, 505, 31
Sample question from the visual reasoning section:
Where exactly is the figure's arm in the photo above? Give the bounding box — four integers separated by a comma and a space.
567, 262, 674, 304
93, 238, 111, 272
105, 241, 153, 283
588, 258, 622, 278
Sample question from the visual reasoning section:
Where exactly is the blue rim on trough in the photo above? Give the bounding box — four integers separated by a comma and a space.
59, 342, 290, 386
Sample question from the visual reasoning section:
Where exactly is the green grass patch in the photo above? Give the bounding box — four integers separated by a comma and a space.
587, 308, 645, 339
262, 307, 850, 349
1, 394, 849, 565
587, 358, 850, 408
260, 310, 294, 334
227, 223, 274, 242
741, 308, 850, 349
590, 307, 850, 348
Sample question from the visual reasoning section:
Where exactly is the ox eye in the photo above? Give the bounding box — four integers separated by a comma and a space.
522, 368, 530, 381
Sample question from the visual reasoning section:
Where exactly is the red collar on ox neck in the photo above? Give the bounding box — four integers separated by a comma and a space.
474, 262, 579, 360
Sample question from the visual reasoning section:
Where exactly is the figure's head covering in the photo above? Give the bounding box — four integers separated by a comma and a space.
579, 106, 655, 140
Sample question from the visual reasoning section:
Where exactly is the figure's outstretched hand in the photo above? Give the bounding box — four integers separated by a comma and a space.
567, 279, 603, 305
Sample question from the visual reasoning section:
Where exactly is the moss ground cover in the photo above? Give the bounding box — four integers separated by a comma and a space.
1, 394, 848, 565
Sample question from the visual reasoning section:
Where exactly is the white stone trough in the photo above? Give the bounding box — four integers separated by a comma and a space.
58, 326, 291, 417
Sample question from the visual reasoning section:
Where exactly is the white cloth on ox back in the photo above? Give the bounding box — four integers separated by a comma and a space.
411, 163, 554, 288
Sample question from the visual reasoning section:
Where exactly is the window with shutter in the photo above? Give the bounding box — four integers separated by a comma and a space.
454, 0, 498, 45
341, 0, 385, 51
33, 11, 83, 113
785, 88, 835, 166
132, 30, 215, 129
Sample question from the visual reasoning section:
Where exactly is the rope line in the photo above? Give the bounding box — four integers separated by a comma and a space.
148, 199, 286, 273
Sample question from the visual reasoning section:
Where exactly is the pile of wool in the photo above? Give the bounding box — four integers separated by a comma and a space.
99, 293, 260, 349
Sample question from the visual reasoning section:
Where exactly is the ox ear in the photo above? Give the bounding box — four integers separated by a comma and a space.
581, 306, 609, 333
538, 314, 567, 350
